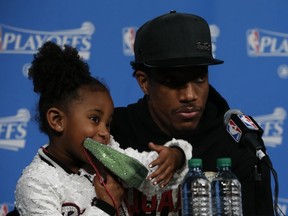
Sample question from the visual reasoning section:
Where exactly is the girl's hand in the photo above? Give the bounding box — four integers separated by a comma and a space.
147, 142, 185, 188
94, 173, 125, 209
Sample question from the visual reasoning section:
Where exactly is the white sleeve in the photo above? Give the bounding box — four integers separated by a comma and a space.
15, 162, 112, 216
109, 136, 192, 196
15, 173, 65, 216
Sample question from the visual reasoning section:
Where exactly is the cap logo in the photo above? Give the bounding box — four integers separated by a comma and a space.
196, 42, 211, 52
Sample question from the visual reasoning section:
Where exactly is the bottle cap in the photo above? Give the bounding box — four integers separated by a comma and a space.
189, 158, 202, 168
217, 157, 232, 168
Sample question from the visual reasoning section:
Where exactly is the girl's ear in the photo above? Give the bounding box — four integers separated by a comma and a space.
46, 107, 65, 132
134, 70, 150, 95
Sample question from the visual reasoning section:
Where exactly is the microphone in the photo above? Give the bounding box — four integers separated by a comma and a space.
224, 109, 268, 162
225, 109, 281, 216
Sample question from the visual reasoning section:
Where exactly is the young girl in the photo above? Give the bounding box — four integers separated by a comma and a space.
12, 41, 192, 216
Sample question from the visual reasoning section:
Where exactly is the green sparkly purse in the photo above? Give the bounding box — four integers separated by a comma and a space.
83, 138, 148, 188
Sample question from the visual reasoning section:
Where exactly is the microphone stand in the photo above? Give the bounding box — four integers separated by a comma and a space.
263, 156, 283, 216
241, 133, 282, 216
251, 145, 283, 216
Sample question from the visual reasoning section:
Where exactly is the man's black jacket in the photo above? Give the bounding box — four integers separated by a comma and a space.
111, 85, 274, 216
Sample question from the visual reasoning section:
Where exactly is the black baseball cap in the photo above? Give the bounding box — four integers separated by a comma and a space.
131, 10, 224, 68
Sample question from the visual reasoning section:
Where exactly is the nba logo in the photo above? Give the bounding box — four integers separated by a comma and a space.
247, 29, 260, 56
226, 119, 242, 142
239, 115, 259, 130
122, 27, 137, 56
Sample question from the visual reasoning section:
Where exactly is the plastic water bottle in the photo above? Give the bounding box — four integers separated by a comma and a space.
211, 158, 243, 216
181, 158, 212, 216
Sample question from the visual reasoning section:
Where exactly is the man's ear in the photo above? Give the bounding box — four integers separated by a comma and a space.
46, 107, 65, 132
135, 70, 149, 95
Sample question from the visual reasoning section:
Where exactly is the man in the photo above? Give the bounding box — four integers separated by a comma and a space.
111, 10, 274, 215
